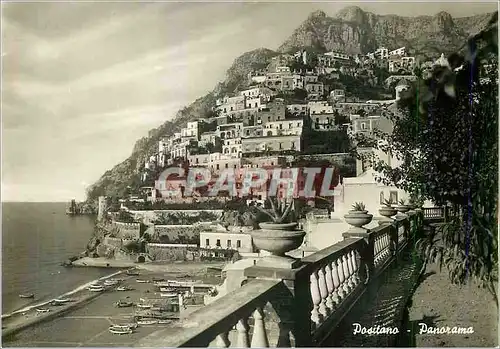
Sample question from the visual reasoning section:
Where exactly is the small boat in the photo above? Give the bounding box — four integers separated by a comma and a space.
158, 319, 172, 324
108, 325, 133, 335
87, 284, 105, 292
116, 286, 133, 291
136, 279, 150, 283
160, 293, 177, 298
136, 304, 152, 309
137, 319, 157, 325
159, 287, 176, 292
19, 293, 34, 299
104, 279, 119, 286
113, 323, 138, 330
126, 269, 140, 276
152, 277, 165, 282
53, 298, 72, 303
36, 308, 51, 313
115, 301, 133, 308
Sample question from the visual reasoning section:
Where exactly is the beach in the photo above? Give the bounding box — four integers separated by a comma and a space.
2, 263, 224, 347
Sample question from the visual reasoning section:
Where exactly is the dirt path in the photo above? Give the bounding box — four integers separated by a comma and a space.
404, 262, 498, 347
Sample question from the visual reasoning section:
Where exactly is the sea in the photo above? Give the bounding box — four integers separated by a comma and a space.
1, 202, 114, 315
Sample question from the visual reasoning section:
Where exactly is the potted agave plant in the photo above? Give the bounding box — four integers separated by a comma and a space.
252, 197, 305, 267
395, 199, 410, 214
379, 198, 397, 218
344, 202, 373, 228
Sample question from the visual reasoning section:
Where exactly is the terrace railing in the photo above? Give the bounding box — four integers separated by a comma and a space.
136, 209, 425, 348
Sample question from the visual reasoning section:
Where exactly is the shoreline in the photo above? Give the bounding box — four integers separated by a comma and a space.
2, 270, 125, 338
2, 263, 225, 346
2, 269, 124, 320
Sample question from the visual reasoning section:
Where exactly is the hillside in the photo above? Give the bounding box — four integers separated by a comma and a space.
86, 7, 494, 203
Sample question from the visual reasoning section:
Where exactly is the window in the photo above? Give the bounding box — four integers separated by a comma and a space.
237, 240, 241, 248
205, 239, 210, 247
279, 143, 283, 150
380, 192, 385, 204
390, 191, 398, 203
227, 240, 232, 248
225, 163, 228, 168
216, 164, 220, 170
216, 239, 221, 247
361, 122, 367, 130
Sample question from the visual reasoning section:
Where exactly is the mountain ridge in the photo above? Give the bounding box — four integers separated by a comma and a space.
85, 7, 495, 202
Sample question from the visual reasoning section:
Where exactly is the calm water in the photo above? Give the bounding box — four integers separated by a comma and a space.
2, 202, 113, 314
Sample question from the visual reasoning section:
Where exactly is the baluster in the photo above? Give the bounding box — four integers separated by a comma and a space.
382, 234, 389, 258
236, 317, 250, 348
346, 250, 356, 288
330, 260, 341, 307
317, 266, 330, 318
324, 262, 335, 311
374, 237, 380, 266
342, 254, 351, 294
351, 249, 360, 285
215, 331, 230, 348
337, 257, 346, 300
309, 270, 323, 326
251, 307, 269, 348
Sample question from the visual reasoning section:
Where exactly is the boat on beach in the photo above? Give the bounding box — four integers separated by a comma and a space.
159, 287, 177, 292
126, 269, 140, 276
158, 319, 172, 324
104, 279, 119, 286
87, 284, 105, 292
137, 319, 157, 325
136, 279, 150, 283
108, 325, 133, 335
36, 308, 51, 313
136, 304, 152, 309
116, 286, 134, 291
115, 300, 134, 308
19, 293, 35, 299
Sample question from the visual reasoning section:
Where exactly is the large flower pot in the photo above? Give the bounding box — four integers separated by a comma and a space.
379, 207, 397, 218
344, 211, 373, 228
251, 224, 305, 269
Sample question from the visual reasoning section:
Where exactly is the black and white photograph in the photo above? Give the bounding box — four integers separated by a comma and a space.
1, 1, 498, 347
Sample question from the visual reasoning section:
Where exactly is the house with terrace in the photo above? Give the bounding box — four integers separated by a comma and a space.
216, 122, 243, 139
263, 119, 304, 137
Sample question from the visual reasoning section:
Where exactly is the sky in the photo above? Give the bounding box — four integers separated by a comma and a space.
1, 1, 497, 202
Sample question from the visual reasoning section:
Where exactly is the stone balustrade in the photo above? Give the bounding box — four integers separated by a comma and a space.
136, 208, 426, 348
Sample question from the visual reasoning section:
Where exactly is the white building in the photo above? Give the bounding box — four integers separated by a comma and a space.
308, 101, 333, 115
199, 231, 254, 253
389, 47, 406, 57
181, 121, 199, 140
222, 138, 242, 158
263, 119, 303, 136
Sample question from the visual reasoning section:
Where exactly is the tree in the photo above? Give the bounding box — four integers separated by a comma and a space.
354, 12, 498, 306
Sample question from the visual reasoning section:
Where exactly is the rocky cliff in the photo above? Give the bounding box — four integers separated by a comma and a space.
278, 7, 494, 58
86, 7, 495, 202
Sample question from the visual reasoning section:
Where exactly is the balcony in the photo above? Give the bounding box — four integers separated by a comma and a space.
136, 208, 444, 347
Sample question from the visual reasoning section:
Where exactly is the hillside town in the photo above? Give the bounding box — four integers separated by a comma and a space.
135, 46, 443, 204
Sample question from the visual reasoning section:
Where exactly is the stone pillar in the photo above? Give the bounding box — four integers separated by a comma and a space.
243, 266, 313, 347
97, 196, 107, 222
